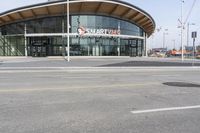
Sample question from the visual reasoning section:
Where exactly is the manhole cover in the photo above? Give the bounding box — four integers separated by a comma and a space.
163, 82, 200, 88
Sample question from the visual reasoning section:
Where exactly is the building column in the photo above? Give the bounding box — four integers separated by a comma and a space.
118, 37, 120, 56
2, 36, 5, 56
62, 18, 65, 57
144, 32, 147, 57
117, 21, 121, 56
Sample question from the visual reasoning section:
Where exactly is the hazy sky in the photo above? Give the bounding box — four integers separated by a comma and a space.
0, 0, 199, 49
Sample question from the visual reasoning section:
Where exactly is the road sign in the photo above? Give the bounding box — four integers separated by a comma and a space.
192, 31, 197, 38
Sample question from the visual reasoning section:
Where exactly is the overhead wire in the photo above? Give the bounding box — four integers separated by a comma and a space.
183, 0, 197, 26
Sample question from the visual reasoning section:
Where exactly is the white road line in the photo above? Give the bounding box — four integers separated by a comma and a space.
0, 67, 200, 69
0, 82, 159, 93
0, 67, 199, 73
131, 105, 200, 114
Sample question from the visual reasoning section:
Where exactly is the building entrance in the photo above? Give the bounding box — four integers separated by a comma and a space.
130, 46, 137, 57
128, 39, 138, 57
28, 37, 50, 57
26, 36, 143, 57
32, 45, 47, 57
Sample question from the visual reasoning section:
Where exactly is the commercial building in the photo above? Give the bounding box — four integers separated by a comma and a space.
0, 0, 155, 57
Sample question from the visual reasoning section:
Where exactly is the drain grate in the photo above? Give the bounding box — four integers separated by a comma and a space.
163, 82, 200, 88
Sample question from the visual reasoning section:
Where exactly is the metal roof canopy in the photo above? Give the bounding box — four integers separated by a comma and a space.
0, 0, 155, 37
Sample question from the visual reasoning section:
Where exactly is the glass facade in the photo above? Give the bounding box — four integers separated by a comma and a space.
0, 35, 25, 56
0, 15, 145, 57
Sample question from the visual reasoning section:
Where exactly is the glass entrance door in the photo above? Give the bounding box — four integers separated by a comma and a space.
129, 39, 138, 57
92, 44, 100, 56
88, 37, 101, 56
130, 46, 137, 57
32, 45, 47, 57
28, 37, 49, 57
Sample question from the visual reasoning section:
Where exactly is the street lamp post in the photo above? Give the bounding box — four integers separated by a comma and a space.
172, 39, 176, 50
24, 24, 28, 57
67, 0, 70, 62
180, 0, 184, 61
163, 29, 168, 49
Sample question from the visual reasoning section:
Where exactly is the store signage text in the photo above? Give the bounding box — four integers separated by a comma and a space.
78, 26, 120, 36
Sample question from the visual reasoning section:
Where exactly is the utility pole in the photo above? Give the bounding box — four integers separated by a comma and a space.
172, 40, 176, 50
24, 24, 28, 57
67, 0, 70, 62
163, 29, 168, 49
181, 0, 184, 61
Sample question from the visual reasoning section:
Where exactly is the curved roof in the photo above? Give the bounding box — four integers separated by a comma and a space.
0, 0, 155, 36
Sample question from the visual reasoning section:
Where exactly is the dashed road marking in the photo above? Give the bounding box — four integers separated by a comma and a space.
131, 105, 200, 114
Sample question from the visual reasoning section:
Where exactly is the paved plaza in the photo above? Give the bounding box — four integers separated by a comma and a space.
0, 57, 200, 133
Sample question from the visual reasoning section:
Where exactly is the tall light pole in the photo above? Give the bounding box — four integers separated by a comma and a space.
180, 0, 184, 61
187, 23, 195, 46
24, 24, 28, 57
67, 0, 70, 62
172, 39, 176, 50
163, 29, 168, 49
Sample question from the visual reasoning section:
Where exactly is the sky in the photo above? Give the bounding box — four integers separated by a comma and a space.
0, 0, 200, 50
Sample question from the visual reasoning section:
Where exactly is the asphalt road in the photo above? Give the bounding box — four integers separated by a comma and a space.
0, 67, 200, 133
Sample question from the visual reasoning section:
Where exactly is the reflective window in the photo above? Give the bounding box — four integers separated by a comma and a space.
71, 15, 143, 36
1, 15, 144, 36
0, 15, 145, 57
0, 36, 25, 56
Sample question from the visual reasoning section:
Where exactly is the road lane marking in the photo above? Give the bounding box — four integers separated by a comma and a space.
0, 68, 199, 73
131, 105, 200, 114
0, 82, 159, 93
0, 67, 200, 70
152, 74, 181, 77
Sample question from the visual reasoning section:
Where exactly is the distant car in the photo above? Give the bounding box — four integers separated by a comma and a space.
149, 52, 166, 58
196, 55, 200, 59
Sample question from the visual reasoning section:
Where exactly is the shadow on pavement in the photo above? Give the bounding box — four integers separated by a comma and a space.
98, 61, 200, 67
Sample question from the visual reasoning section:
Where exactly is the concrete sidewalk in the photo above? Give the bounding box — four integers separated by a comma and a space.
0, 56, 200, 68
